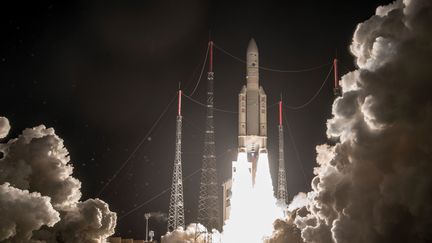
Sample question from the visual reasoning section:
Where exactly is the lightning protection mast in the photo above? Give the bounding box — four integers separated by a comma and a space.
277, 99, 288, 205
333, 58, 341, 97
167, 89, 185, 232
198, 40, 220, 231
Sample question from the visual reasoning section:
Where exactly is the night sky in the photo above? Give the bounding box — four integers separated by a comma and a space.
1, 0, 394, 240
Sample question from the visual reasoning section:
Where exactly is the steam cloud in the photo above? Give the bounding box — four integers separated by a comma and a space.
0, 183, 60, 242
287, 192, 309, 212
267, 207, 308, 243
295, 1, 432, 242
0, 117, 10, 139
150, 211, 168, 222
161, 223, 221, 243
0, 118, 117, 242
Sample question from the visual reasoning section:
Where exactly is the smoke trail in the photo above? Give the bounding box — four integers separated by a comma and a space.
295, 1, 432, 242
0, 118, 117, 242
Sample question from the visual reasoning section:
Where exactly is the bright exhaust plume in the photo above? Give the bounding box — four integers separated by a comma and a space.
222, 152, 282, 243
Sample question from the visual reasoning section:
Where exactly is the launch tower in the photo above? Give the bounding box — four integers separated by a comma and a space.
277, 100, 288, 204
197, 41, 220, 231
167, 90, 185, 232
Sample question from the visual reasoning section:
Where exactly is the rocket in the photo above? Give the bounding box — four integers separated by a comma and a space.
238, 38, 267, 157
222, 39, 268, 221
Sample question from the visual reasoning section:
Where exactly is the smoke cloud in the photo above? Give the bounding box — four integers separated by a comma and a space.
295, 1, 432, 243
267, 207, 308, 243
0, 117, 10, 139
288, 192, 309, 212
0, 120, 116, 242
150, 211, 168, 222
161, 223, 221, 243
0, 183, 60, 242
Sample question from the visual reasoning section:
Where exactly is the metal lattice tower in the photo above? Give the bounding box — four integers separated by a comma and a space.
168, 90, 185, 232
197, 41, 220, 231
277, 100, 288, 204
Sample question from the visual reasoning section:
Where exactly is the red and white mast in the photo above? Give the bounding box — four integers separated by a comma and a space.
277, 97, 288, 205
197, 40, 220, 230
333, 58, 341, 96
168, 88, 185, 232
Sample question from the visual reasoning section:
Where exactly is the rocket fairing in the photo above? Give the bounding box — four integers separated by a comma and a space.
238, 38, 267, 156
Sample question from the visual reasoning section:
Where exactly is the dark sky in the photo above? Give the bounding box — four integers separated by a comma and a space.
0, 0, 394, 240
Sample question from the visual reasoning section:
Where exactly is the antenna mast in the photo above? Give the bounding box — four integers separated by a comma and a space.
167, 89, 185, 232
277, 99, 288, 205
333, 58, 341, 96
198, 40, 220, 231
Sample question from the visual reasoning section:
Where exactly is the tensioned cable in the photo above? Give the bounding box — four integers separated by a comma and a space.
118, 188, 172, 221
267, 102, 279, 109
283, 65, 333, 110
96, 43, 331, 198
283, 110, 309, 188
183, 93, 238, 114
117, 168, 199, 221
95, 93, 178, 198
118, 149, 233, 221
183, 117, 205, 133
100, 44, 209, 196
214, 43, 331, 73
188, 43, 210, 97
184, 93, 279, 114
183, 47, 207, 92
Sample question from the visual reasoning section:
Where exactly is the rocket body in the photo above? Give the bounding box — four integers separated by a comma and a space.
223, 39, 271, 224
238, 39, 267, 156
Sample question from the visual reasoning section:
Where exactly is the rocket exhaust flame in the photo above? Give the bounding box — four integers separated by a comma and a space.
222, 152, 282, 243
222, 152, 255, 243
254, 152, 283, 239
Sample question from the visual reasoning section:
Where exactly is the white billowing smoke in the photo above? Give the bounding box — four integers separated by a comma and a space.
150, 211, 168, 222
265, 192, 311, 243
295, 1, 432, 243
161, 223, 221, 243
0, 117, 117, 242
287, 192, 309, 212
263, 192, 311, 243
0, 117, 10, 139
0, 183, 60, 241
267, 207, 307, 243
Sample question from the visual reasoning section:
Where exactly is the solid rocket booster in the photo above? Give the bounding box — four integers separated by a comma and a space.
238, 38, 267, 155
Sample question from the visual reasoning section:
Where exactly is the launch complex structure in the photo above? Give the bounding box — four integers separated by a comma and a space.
167, 38, 342, 231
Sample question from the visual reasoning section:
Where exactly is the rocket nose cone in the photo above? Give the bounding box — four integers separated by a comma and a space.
247, 38, 258, 53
